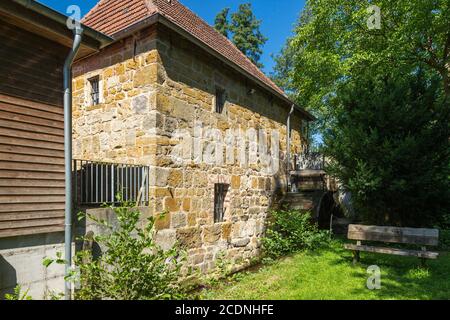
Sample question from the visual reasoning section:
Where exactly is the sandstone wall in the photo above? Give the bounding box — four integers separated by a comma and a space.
72, 26, 160, 165
72, 24, 308, 273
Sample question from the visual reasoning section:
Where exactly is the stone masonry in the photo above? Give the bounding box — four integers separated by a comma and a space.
72, 24, 308, 273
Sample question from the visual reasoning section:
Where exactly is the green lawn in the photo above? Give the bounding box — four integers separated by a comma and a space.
202, 239, 450, 300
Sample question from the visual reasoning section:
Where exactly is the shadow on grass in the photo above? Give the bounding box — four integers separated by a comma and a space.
203, 237, 450, 300
312, 238, 450, 300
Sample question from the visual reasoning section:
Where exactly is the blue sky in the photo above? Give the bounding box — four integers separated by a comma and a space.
37, 0, 306, 74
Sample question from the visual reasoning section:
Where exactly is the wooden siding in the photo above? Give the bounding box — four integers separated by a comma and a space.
0, 94, 65, 238
0, 18, 68, 106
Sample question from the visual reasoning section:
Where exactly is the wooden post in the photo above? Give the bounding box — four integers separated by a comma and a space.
420, 246, 428, 268
353, 250, 360, 265
353, 240, 361, 265
420, 258, 427, 268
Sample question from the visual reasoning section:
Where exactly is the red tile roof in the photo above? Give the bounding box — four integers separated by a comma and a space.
83, 0, 291, 104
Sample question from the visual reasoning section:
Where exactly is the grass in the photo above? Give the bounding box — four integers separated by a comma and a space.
201, 238, 450, 300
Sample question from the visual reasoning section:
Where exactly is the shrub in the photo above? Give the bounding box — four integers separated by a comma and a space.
324, 71, 450, 227
439, 229, 450, 251
44, 200, 187, 300
4, 285, 32, 300
261, 209, 329, 259
437, 213, 450, 230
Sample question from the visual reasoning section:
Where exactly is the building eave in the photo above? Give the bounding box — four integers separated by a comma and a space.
1, 0, 113, 58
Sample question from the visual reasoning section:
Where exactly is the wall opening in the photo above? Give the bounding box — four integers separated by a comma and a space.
214, 183, 229, 222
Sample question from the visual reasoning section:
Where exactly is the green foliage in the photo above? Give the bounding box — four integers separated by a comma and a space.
324, 71, 450, 227
44, 200, 187, 300
213, 3, 268, 68
438, 213, 450, 229
201, 251, 233, 288
270, 38, 296, 95
272, 0, 450, 226
196, 252, 259, 300
204, 238, 450, 300
230, 3, 268, 68
45, 291, 64, 301
214, 8, 230, 38
4, 285, 32, 300
289, 0, 450, 133
262, 209, 329, 259
439, 230, 450, 250
43, 251, 64, 268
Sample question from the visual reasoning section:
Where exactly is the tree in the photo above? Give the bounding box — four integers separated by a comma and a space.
270, 34, 323, 147
214, 8, 230, 38
230, 3, 268, 68
290, 0, 450, 133
324, 70, 450, 227
213, 3, 268, 68
270, 38, 296, 96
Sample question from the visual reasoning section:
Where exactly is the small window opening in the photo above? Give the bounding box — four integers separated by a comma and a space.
89, 76, 100, 105
214, 183, 229, 222
215, 87, 226, 113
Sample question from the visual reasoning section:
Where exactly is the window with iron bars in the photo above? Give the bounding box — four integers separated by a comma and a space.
89, 76, 100, 105
73, 160, 150, 206
214, 183, 229, 223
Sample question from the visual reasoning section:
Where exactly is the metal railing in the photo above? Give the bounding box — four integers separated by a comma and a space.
294, 152, 325, 171
73, 160, 150, 206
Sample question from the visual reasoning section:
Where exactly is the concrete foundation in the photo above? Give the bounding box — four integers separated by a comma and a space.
0, 232, 67, 300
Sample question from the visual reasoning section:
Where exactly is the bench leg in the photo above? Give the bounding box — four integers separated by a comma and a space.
420, 258, 427, 268
420, 247, 428, 268
352, 250, 360, 265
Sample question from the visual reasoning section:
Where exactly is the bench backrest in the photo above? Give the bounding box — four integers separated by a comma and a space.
347, 224, 439, 246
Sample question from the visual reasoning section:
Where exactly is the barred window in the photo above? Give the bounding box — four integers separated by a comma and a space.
215, 87, 226, 113
89, 76, 100, 105
214, 183, 229, 223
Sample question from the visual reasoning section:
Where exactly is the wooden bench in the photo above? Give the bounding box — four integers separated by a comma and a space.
344, 224, 439, 266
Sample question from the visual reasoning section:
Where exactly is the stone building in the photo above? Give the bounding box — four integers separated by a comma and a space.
73, 0, 314, 272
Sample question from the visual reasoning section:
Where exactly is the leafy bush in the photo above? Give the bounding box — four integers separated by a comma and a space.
45, 200, 187, 300
261, 209, 329, 259
4, 285, 32, 300
439, 230, 450, 251
437, 213, 450, 230
324, 71, 450, 227
435, 214, 450, 250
